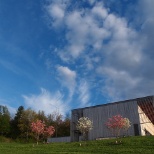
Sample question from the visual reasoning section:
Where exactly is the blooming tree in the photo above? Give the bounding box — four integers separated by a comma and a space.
123, 118, 131, 136
31, 120, 55, 144
106, 115, 131, 138
44, 126, 55, 143
123, 118, 131, 130
31, 120, 45, 144
76, 117, 93, 141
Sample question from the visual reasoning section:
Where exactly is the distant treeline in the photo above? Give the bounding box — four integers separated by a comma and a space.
0, 105, 70, 141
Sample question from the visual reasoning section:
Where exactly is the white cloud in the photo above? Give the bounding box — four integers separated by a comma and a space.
57, 66, 76, 98
97, 67, 141, 100
66, 43, 85, 59
45, 2, 110, 60
45, 0, 70, 27
49, 4, 64, 19
45, 1, 143, 100
46, 4, 64, 27
78, 80, 90, 107
87, 0, 95, 5
44, 0, 154, 104
92, 3, 108, 19
23, 88, 67, 116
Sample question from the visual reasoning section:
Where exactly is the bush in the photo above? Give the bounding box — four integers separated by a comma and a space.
0, 136, 12, 143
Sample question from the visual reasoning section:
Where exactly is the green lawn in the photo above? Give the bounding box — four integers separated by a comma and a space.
0, 136, 154, 154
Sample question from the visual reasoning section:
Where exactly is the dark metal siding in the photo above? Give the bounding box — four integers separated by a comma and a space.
71, 96, 154, 141
83, 100, 140, 140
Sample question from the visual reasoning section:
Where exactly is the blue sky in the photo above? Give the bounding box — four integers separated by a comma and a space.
0, 0, 154, 116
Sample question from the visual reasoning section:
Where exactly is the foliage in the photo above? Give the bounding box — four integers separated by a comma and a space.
31, 120, 45, 144
1, 105, 70, 140
59, 116, 70, 136
43, 126, 55, 142
18, 108, 37, 141
0, 136, 12, 142
37, 110, 48, 124
76, 117, 93, 141
31, 120, 55, 144
10, 106, 24, 138
0, 106, 10, 136
123, 118, 131, 130
47, 111, 63, 137
48, 114, 70, 137
106, 115, 131, 138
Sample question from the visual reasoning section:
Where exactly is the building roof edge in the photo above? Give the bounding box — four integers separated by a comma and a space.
72, 95, 154, 111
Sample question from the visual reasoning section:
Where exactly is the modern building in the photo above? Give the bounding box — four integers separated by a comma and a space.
71, 96, 154, 142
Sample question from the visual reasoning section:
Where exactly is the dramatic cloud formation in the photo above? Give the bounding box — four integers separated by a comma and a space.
44, 0, 154, 103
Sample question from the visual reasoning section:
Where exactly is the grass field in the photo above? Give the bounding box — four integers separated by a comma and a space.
0, 136, 154, 154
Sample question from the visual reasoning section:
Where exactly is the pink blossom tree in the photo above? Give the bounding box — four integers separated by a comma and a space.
106, 115, 130, 139
31, 120, 55, 144
31, 120, 45, 144
43, 126, 55, 143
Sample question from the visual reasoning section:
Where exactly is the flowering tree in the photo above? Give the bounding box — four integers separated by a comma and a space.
123, 118, 131, 130
106, 115, 131, 138
43, 126, 55, 143
123, 118, 131, 136
31, 120, 55, 144
76, 117, 93, 141
31, 120, 45, 144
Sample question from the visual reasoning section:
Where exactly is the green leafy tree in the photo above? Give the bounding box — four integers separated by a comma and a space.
47, 111, 63, 137
0, 105, 11, 136
10, 106, 24, 138
18, 108, 37, 141
57, 115, 70, 137
37, 110, 48, 124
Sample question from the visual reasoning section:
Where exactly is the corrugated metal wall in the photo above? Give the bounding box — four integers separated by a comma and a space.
83, 100, 140, 140
48, 136, 70, 143
71, 96, 154, 142
71, 108, 83, 142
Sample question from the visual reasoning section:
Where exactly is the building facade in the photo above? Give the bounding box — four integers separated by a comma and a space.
71, 96, 154, 142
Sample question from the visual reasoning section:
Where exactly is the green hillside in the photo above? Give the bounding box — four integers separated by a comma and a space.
0, 136, 154, 154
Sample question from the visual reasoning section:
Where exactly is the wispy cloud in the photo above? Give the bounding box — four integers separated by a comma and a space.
78, 80, 90, 107
57, 66, 76, 99
23, 88, 68, 116
0, 59, 22, 75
